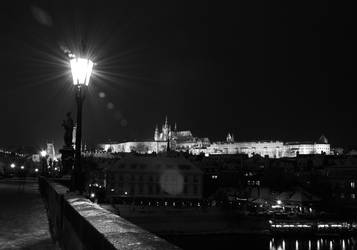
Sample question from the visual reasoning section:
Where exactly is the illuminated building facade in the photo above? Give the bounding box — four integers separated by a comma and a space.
154, 116, 210, 151
101, 141, 169, 154
190, 135, 331, 158
191, 140, 285, 158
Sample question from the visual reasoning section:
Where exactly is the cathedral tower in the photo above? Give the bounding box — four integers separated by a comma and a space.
154, 125, 159, 141
162, 115, 170, 141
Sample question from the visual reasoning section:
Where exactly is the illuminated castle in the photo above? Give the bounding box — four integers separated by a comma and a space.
100, 117, 331, 158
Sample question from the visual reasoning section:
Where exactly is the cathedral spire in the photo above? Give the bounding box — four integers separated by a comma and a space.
174, 122, 177, 131
165, 115, 168, 127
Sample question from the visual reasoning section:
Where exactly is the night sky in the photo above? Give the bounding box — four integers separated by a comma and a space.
0, 0, 355, 151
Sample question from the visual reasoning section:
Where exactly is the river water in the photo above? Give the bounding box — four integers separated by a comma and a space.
164, 235, 357, 250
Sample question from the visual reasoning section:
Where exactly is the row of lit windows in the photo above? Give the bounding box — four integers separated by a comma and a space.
114, 200, 202, 207
110, 184, 200, 195
247, 180, 260, 186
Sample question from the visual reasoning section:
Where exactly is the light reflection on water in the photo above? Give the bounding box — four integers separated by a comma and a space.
269, 237, 355, 250
164, 234, 356, 250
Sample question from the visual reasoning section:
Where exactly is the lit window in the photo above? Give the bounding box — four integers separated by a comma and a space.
351, 182, 355, 189
352, 194, 356, 199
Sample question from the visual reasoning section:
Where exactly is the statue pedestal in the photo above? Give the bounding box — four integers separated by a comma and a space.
60, 146, 74, 175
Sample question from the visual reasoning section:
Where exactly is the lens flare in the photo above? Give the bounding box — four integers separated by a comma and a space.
159, 169, 184, 195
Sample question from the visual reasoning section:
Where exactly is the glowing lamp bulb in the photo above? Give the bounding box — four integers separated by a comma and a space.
40, 150, 47, 157
35, 168, 39, 172
70, 57, 94, 86
277, 200, 282, 205
20, 166, 24, 170
10, 163, 15, 168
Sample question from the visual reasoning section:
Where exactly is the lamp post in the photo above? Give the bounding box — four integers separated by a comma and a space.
40, 150, 48, 176
70, 56, 93, 192
40, 150, 47, 157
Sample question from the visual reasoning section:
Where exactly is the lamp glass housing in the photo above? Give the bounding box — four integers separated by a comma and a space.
70, 57, 93, 86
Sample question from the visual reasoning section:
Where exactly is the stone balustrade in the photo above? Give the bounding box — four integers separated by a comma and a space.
39, 177, 180, 250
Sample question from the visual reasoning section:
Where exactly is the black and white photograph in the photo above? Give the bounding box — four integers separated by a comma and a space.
0, 0, 356, 249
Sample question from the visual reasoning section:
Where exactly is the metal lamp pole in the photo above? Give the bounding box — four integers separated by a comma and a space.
70, 56, 93, 192
74, 85, 85, 192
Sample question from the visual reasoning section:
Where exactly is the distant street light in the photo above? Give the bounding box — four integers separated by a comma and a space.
40, 150, 48, 176
40, 150, 47, 157
10, 163, 15, 169
20, 166, 25, 170
70, 56, 94, 192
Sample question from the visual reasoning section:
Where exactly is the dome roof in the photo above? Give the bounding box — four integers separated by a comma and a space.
317, 135, 328, 144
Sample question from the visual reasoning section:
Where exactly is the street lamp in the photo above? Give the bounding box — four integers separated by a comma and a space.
40, 150, 47, 157
70, 56, 93, 192
40, 150, 48, 176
